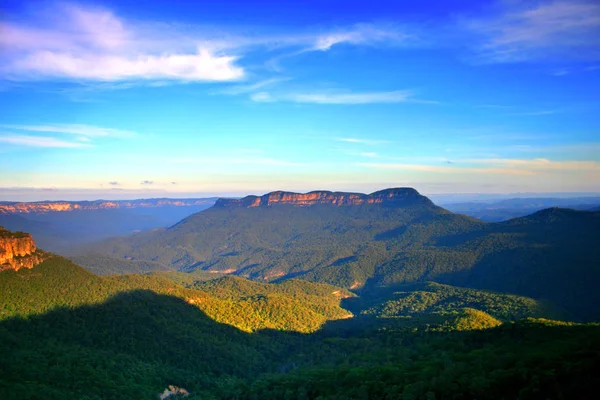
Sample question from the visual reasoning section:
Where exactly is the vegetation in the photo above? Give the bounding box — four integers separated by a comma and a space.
0, 256, 350, 332
83, 202, 600, 320
1, 255, 599, 399
358, 282, 565, 321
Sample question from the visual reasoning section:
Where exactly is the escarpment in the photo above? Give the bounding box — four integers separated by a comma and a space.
0, 227, 47, 271
214, 188, 433, 208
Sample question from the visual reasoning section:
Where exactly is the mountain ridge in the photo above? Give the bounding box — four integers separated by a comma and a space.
214, 188, 433, 208
0, 198, 217, 214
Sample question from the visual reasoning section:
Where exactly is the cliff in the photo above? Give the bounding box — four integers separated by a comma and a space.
214, 188, 434, 208
0, 198, 216, 214
0, 227, 46, 271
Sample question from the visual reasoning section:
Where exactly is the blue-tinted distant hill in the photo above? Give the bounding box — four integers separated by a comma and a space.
0, 198, 217, 253
439, 196, 600, 222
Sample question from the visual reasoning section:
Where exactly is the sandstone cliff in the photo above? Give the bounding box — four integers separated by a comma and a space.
0, 227, 46, 271
214, 188, 433, 208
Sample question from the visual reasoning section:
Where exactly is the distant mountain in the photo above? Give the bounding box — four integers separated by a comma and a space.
440, 196, 600, 222
82, 188, 600, 320
0, 198, 217, 213
0, 198, 217, 253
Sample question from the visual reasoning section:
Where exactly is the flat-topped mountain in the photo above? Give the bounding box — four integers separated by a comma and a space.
0, 198, 216, 214
0, 227, 46, 271
214, 188, 433, 208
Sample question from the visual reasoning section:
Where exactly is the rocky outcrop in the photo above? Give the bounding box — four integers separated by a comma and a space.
0, 198, 215, 214
214, 188, 433, 208
0, 227, 46, 271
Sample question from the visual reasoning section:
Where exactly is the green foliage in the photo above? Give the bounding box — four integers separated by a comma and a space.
360, 282, 564, 321
82, 203, 600, 320
0, 256, 350, 333
1, 257, 599, 399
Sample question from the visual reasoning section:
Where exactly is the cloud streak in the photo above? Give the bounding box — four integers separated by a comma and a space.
251, 90, 433, 105
360, 158, 600, 176
0, 134, 92, 148
465, 0, 600, 63
2, 124, 137, 138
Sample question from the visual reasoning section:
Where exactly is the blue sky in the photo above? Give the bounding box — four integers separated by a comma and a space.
0, 0, 599, 201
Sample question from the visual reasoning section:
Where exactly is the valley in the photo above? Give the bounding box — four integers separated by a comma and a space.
1, 187, 599, 399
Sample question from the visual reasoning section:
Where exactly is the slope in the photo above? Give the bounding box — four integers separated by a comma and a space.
82, 188, 600, 320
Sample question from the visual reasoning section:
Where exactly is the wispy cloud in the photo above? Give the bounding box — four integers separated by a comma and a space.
465, 0, 600, 63
250, 90, 434, 105
108, 181, 120, 186
0, 134, 91, 148
312, 24, 413, 51
216, 78, 289, 95
359, 158, 600, 176
510, 110, 559, 116
359, 162, 534, 176
250, 92, 275, 102
164, 156, 306, 167
2, 124, 137, 138
140, 180, 154, 185
288, 90, 415, 104
337, 138, 389, 146
0, 4, 413, 83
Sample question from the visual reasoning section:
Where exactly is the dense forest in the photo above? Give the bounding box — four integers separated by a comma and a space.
1, 255, 599, 399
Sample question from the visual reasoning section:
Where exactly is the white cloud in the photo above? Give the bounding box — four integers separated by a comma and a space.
10, 50, 243, 81
250, 92, 275, 102
251, 90, 430, 105
0, 4, 244, 82
313, 24, 412, 51
0, 4, 413, 83
216, 78, 289, 95
2, 124, 137, 138
337, 138, 389, 145
289, 90, 414, 104
0, 134, 91, 148
466, 0, 600, 63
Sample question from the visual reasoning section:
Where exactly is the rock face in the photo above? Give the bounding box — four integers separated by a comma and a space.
214, 188, 433, 208
0, 198, 215, 214
0, 227, 46, 271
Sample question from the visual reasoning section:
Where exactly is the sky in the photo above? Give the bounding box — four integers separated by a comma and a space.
0, 0, 599, 201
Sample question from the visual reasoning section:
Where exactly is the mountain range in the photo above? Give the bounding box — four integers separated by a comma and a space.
77, 188, 600, 321
1, 185, 600, 398
0, 198, 216, 252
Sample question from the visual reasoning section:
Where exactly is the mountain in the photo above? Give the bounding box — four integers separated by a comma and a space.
441, 196, 600, 222
81, 188, 600, 321
0, 197, 216, 253
0, 198, 217, 213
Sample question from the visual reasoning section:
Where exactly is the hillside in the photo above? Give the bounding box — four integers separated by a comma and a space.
1, 254, 599, 399
0, 255, 350, 332
81, 188, 600, 320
